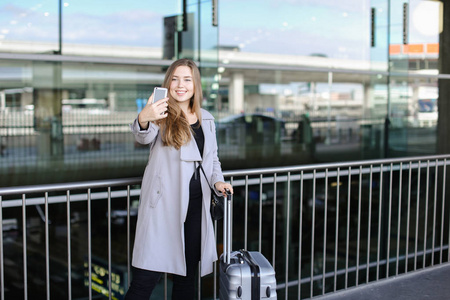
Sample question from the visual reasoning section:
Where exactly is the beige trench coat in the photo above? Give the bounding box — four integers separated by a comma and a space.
130, 109, 224, 277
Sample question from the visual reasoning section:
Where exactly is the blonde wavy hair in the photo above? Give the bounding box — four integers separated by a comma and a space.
155, 58, 203, 149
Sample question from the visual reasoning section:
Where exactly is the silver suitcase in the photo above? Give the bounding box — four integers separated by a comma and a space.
219, 192, 277, 300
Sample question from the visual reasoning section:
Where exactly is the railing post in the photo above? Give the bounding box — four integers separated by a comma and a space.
396, 163, 403, 276
376, 164, 383, 280
334, 168, 341, 290
66, 190, 72, 300
87, 188, 93, 300
345, 167, 351, 288
45, 192, 50, 300
284, 172, 291, 300
386, 163, 393, 278
22, 194, 28, 300
298, 170, 304, 299
322, 169, 328, 294
0, 195, 4, 300
107, 187, 112, 300
380, 163, 390, 279
310, 169, 317, 298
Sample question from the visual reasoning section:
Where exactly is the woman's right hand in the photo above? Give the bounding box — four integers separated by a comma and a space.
138, 93, 169, 129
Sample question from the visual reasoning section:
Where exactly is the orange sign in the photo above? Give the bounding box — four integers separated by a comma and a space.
389, 44, 401, 55
403, 44, 424, 54
426, 43, 439, 54
389, 43, 439, 55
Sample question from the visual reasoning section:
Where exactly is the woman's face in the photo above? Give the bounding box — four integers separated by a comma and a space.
169, 66, 195, 106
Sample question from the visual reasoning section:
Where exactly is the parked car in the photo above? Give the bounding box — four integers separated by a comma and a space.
217, 113, 286, 143
216, 113, 287, 168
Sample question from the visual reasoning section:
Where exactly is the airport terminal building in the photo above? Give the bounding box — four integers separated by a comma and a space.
3, 2, 450, 300
0, 0, 450, 186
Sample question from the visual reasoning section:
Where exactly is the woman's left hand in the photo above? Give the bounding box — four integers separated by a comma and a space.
214, 182, 233, 196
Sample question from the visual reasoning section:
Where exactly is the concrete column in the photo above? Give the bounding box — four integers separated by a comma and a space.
33, 61, 63, 157
363, 83, 374, 118
108, 92, 117, 112
310, 82, 317, 111
411, 83, 420, 125
108, 83, 116, 111
229, 73, 244, 114
0, 91, 5, 110
438, 1, 450, 154
21, 90, 33, 108
85, 82, 95, 99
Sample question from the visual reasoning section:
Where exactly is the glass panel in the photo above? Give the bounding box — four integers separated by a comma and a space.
0, 0, 220, 187
198, 0, 219, 111
216, 67, 389, 169
388, 0, 441, 73
370, 0, 389, 70
0, 0, 443, 183
388, 75, 438, 156
1, 3, 220, 298
368, 1, 389, 159
63, 0, 179, 51
387, 0, 439, 157
0, 1, 59, 53
217, 0, 392, 168
219, 0, 370, 61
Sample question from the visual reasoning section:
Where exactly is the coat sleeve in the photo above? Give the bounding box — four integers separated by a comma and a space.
130, 117, 160, 145
209, 120, 225, 187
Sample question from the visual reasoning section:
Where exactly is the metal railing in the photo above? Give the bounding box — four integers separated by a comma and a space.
1, 154, 449, 299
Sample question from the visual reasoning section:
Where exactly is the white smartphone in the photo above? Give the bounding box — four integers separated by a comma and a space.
153, 87, 168, 103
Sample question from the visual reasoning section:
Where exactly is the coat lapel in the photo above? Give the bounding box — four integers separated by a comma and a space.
180, 137, 202, 162
201, 119, 214, 158
180, 109, 215, 162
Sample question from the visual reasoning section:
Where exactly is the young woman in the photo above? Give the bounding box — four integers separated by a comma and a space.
125, 58, 233, 300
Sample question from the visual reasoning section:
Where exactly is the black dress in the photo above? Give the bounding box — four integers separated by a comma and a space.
171, 120, 204, 297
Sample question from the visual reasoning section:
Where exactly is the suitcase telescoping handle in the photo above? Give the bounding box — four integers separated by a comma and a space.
223, 189, 232, 264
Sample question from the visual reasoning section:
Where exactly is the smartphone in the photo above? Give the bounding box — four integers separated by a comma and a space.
153, 87, 168, 103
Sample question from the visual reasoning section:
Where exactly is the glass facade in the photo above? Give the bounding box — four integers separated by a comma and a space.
0, 0, 447, 187
2, 1, 450, 300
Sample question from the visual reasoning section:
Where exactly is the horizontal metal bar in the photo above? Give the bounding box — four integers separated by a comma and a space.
223, 154, 450, 177
227, 159, 448, 187
0, 177, 142, 196
2, 189, 141, 208
2, 154, 449, 200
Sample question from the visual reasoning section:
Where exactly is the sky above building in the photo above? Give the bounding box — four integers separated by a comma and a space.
0, 0, 441, 61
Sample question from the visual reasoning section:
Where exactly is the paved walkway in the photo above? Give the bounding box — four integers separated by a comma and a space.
318, 263, 450, 300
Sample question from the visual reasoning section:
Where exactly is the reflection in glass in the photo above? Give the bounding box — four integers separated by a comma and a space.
0, 0, 445, 187
0, 1, 59, 53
